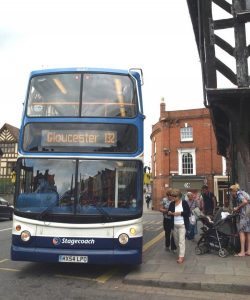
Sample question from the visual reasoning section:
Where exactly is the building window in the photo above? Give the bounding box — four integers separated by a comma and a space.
178, 148, 196, 175
243, 0, 250, 10
7, 162, 16, 176
182, 153, 193, 174
180, 126, 193, 142
0, 143, 17, 158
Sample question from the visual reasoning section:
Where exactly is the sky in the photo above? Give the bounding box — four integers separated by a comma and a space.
0, 0, 204, 165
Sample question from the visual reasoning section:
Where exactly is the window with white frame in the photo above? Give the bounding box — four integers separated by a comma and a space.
180, 126, 193, 142
178, 148, 196, 175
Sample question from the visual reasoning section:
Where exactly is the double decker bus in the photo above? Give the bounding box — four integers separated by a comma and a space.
11, 67, 144, 264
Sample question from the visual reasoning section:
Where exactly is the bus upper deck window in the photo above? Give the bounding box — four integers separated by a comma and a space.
27, 74, 81, 117
81, 74, 137, 118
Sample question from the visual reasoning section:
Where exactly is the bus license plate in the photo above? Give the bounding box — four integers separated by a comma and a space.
59, 255, 88, 263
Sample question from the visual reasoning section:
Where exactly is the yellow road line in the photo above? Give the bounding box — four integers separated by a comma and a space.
0, 259, 9, 264
96, 232, 165, 283
95, 268, 118, 283
143, 231, 165, 252
0, 267, 20, 272
56, 268, 118, 284
55, 274, 94, 281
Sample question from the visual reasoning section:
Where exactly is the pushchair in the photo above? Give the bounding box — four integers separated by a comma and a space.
195, 209, 240, 257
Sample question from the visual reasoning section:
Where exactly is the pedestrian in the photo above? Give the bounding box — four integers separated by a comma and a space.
195, 192, 203, 210
159, 189, 176, 252
230, 184, 250, 257
145, 194, 151, 209
11, 168, 16, 193
186, 192, 199, 241
200, 184, 217, 216
168, 189, 190, 264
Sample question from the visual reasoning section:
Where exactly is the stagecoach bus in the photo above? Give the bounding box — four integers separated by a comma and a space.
11, 67, 144, 264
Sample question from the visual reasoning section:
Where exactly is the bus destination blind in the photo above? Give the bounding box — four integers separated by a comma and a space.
41, 130, 117, 147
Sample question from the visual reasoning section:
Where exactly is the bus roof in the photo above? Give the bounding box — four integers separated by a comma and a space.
29, 67, 143, 85
30, 67, 131, 76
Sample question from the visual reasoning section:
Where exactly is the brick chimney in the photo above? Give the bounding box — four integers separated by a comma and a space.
160, 97, 165, 118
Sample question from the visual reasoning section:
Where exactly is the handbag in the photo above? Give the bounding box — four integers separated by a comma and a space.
192, 207, 202, 218
246, 203, 250, 217
239, 191, 250, 217
189, 213, 196, 225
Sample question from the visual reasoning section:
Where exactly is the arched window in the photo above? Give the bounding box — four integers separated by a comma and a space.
182, 153, 193, 174
178, 148, 196, 175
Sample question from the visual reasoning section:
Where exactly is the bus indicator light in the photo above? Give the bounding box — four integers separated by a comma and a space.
130, 227, 136, 235
16, 225, 21, 231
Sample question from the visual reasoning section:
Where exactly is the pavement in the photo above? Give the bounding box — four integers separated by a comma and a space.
124, 208, 250, 295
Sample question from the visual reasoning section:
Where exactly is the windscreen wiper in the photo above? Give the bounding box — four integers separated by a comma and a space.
95, 205, 113, 221
38, 201, 58, 220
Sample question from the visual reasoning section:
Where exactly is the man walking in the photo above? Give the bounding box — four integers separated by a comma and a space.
200, 184, 217, 216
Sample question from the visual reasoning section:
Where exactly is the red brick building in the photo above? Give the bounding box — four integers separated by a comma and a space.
150, 99, 228, 210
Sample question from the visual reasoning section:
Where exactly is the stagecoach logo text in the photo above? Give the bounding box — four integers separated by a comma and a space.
52, 237, 95, 246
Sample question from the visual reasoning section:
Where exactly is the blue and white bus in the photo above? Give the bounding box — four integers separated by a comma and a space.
11, 68, 144, 264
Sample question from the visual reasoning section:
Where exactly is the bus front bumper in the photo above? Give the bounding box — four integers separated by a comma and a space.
11, 245, 142, 264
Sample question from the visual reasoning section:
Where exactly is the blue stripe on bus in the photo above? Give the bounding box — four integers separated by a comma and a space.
12, 235, 142, 250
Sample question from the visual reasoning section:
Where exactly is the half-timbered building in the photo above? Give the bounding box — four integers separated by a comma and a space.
0, 123, 19, 194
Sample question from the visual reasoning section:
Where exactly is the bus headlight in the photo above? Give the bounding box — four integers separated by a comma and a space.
21, 230, 31, 242
118, 233, 129, 245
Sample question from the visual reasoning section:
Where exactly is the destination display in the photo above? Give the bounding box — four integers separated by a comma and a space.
41, 130, 117, 147
23, 123, 137, 153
